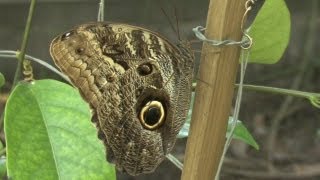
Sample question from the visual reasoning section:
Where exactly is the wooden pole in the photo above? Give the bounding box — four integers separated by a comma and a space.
181, 0, 247, 179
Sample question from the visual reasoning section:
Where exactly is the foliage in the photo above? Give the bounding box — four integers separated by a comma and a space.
249, 0, 291, 64
4, 80, 115, 179
0, 0, 308, 179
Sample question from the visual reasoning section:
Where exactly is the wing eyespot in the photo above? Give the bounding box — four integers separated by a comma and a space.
137, 63, 153, 76
75, 47, 85, 55
139, 101, 165, 130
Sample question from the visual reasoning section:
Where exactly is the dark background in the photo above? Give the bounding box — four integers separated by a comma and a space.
0, 0, 319, 179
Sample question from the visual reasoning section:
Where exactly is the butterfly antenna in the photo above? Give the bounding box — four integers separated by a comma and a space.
174, 4, 181, 41
160, 7, 179, 39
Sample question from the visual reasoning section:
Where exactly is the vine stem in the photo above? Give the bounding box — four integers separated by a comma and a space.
166, 154, 183, 170
97, 0, 105, 22
0, 0, 37, 130
215, 50, 250, 180
12, 0, 36, 87
0, 51, 70, 83
238, 84, 318, 98
192, 83, 320, 107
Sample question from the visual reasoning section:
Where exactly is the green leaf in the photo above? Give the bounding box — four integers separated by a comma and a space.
248, 0, 291, 64
4, 79, 115, 180
0, 72, 4, 88
227, 117, 259, 150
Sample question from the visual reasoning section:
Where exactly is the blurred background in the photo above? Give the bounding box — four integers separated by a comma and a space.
0, 0, 319, 179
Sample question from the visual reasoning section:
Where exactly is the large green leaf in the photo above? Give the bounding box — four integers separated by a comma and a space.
5, 79, 115, 180
248, 0, 291, 64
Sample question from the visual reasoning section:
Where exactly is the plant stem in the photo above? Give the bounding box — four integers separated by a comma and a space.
1, 0, 37, 130
216, 50, 250, 179
193, 83, 320, 106
238, 84, 320, 99
166, 154, 183, 170
97, 0, 105, 22
12, 0, 36, 87
0, 51, 70, 83
266, 0, 318, 170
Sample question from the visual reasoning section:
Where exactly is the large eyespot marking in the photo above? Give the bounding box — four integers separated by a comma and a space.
139, 101, 165, 130
137, 63, 153, 76
61, 31, 74, 41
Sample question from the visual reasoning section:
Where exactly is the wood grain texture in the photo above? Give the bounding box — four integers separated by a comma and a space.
181, 0, 247, 179
50, 22, 194, 176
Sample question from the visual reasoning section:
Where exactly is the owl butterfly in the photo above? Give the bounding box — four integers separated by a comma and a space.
50, 22, 194, 176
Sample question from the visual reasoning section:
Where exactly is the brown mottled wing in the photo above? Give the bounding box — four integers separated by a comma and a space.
49, 22, 193, 175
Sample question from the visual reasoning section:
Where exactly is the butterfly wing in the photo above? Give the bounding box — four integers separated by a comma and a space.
50, 22, 194, 175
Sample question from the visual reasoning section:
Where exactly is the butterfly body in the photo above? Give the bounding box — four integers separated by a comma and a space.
50, 22, 193, 175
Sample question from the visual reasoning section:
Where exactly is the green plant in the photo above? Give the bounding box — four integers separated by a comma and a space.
0, 0, 318, 179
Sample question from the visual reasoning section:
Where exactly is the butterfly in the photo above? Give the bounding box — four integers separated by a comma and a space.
50, 22, 194, 175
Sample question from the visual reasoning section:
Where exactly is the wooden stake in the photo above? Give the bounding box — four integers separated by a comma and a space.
181, 0, 247, 179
